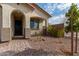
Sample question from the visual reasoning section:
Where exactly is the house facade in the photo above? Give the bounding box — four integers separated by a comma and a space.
0, 3, 51, 42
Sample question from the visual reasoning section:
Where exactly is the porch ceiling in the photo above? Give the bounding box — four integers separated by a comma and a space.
12, 10, 25, 20
31, 16, 45, 20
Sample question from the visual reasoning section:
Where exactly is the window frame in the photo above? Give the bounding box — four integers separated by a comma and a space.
30, 19, 39, 30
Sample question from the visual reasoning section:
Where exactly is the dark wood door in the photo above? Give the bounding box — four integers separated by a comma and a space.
14, 20, 23, 36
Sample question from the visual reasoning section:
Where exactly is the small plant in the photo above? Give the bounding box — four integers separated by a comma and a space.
47, 25, 64, 37
57, 29, 64, 37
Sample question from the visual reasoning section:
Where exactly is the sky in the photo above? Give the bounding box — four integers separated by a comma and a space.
37, 3, 79, 25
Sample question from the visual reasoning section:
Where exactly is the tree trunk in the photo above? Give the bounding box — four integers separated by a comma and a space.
71, 20, 74, 55
75, 31, 78, 53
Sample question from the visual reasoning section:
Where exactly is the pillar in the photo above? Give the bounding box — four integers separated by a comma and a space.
25, 13, 31, 39
1, 5, 12, 42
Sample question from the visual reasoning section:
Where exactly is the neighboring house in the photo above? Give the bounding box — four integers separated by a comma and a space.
0, 3, 51, 42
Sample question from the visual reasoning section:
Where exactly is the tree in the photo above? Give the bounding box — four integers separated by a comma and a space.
65, 3, 79, 55
73, 18, 79, 53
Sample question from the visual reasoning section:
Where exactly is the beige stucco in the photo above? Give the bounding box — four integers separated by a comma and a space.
0, 3, 51, 42
29, 10, 48, 35
0, 5, 2, 42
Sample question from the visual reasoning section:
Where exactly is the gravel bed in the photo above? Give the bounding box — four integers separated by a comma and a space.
0, 37, 67, 56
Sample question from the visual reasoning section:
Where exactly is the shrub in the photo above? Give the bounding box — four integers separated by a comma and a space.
47, 25, 53, 36
57, 29, 64, 37
47, 25, 64, 37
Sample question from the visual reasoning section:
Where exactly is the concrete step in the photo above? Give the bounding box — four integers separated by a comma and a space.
13, 36, 25, 39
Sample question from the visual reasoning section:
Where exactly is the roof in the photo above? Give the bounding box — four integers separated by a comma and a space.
27, 3, 52, 17
24, 3, 34, 10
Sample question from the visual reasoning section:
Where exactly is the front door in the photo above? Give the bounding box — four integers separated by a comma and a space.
14, 20, 23, 36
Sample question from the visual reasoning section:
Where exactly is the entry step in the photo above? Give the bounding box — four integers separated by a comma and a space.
13, 36, 25, 39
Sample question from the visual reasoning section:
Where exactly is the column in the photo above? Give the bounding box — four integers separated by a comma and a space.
25, 13, 31, 39
1, 5, 12, 42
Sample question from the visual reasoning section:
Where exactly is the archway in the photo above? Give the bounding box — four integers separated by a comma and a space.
11, 10, 25, 38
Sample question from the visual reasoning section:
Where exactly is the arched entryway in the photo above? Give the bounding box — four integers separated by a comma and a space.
11, 10, 25, 38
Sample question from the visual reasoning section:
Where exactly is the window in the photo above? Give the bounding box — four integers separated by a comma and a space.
30, 19, 39, 29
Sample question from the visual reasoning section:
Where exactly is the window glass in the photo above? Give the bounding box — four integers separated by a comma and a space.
30, 19, 39, 29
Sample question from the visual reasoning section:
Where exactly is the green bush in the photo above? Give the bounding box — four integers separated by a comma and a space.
47, 25, 57, 37
57, 29, 64, 37
47, 25, 64, 37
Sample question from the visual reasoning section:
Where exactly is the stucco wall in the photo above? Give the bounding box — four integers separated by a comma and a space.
24, 12, 31, 38
0, 3, 50, 42
29, 10, 47, 36
0, 5, 2, 41
0, 3, 33, 41
1, 3, 33, 28
30, 22, 43, 36
35, 10, 50, 27
31, 10, 48, 26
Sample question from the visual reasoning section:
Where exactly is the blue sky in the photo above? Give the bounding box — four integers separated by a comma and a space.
37, 3, 79, 25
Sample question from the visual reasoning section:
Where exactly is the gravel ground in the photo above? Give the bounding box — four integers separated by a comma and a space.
0, 36, 78, 56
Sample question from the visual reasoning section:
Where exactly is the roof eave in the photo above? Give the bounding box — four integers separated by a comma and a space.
28, 3, 52, 18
